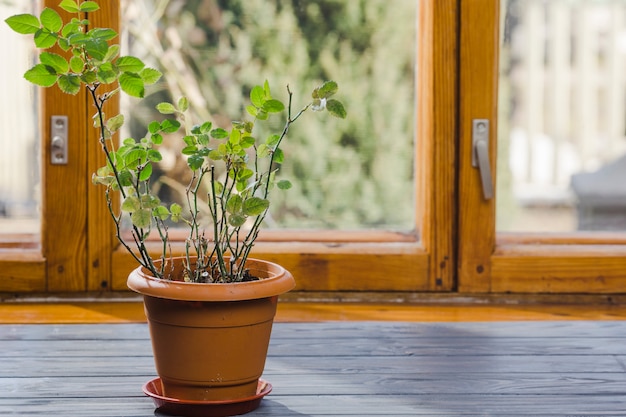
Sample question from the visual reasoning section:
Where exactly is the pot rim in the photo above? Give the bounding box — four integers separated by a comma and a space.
127, 257, 295, 302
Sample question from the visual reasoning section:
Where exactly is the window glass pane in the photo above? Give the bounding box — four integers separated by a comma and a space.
498, 0, 626, 232
0, 1, 40, 235
120, 0, 417, 231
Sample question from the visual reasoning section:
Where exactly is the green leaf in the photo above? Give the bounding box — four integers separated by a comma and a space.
257, 144, 270, 158
84, 38, 108, 60
91, 173, 114, 186
23, 64, 58, 87
178, 97, 189, 112
196, 134, 210, 146
58, 37, 70, 51
170, 203, 182, 216
141, 194, 161, 209
106, 114, 124, 132
131, 209, 152, 229
250, 85, 265, 108
39, 52, 68, 74
34, 29, 58, 49
147, 150, 162, 162
160, 119, 181, 133
61, 21, 80, 38
119, 72, 144, 98
243, 197, 270, 216
96, 62, 117, 84
263, 99, 285, 113
151, 133, 163, 145
187, 154, 204, 170
88, 28, 116, 41
147, 121, 160, 134
67, 32, 88, 46
59, 0, 80, 13
240, 136, 256, 148
139, 163, 153, 181
69, 56, 84, 73
118, 170, 133, 187
124, 148, 147, 166
208, 150, 223, 161
273, 148, 285, 164
238, 169, 254, 183
139, 67, 161, 85
5, 14, 40, 35
40, 8, 62, 33
246, 105, 258, 118
80, 70, 97, 84
79, 1, 100, 12
263, 80, 271, 97
103, 44, 120, 62
213, 181, 224, 195
210, 128, 229, 139
266, 134, 280, 148
121, 196, 140, 212
116, 56, 145, 73
156, 102, 176, 114
229, 128, 241, 145
183, 135, 196, 146
277, 180, 292, 190
317, 80, 339, 99
226, 194, 243, 214
153, 206, 170, 221
326, 99, 347, 119
57, 73, 81, 94
228, 214, 246, 227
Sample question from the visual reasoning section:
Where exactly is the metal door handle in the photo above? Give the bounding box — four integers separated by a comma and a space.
51, 115, 68, 165
472, 119, 493, 200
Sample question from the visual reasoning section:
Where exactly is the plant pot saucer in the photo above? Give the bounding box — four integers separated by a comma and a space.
143, 377, 272, 417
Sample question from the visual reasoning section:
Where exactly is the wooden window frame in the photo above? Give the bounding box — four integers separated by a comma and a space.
458, 0, 626, 295
107, 0, 460, 294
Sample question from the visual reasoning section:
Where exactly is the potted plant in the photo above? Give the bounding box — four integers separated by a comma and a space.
6, 1, 345, 415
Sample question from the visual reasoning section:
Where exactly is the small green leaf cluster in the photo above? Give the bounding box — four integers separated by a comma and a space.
5, 0, 161, 97
311, 81, 347, 119
93, 117, 183, 230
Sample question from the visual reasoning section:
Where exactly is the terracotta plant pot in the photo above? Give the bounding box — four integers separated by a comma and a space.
127, 257, 295, 405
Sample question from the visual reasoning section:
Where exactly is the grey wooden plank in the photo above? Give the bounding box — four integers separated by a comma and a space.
4, 336, 626, 357
2, 372, 626, 397
3, 321, 626, 340
1, 394, 626, 416
1, 353, 623, 377
0, 324, 150, 341
1, 322, 626, 416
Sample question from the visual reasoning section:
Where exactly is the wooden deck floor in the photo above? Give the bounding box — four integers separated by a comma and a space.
2, 320, 626, 416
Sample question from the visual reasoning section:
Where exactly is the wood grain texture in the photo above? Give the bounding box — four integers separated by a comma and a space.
0, 256, 46, 292
1, 321, 626, 415
85, 2, 119, 292
418, 0, 459, 291
457, 0, 500, 292
42, 1, 88, 292
111, 243, 430, 292
3, 301, 626, 324
0, 257, 46, 292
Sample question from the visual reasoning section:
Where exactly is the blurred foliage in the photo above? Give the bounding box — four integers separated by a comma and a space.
121, 0, 416, 230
